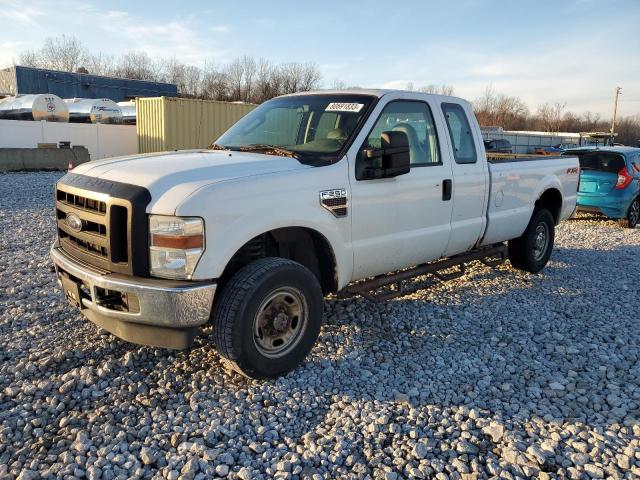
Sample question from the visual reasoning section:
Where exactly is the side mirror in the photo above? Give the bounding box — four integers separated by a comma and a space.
360, 130, 410, 179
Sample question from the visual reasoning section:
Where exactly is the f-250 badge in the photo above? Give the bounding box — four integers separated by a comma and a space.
319, 189, 348, 218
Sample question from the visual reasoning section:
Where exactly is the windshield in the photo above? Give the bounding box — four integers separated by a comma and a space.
214, 94, 375, 165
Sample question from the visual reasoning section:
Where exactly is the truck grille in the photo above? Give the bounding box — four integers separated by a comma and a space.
55, 174, 151, 276
57, 190, 107, 214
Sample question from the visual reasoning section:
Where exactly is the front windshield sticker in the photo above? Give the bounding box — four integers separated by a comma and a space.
325, 102, 365, 113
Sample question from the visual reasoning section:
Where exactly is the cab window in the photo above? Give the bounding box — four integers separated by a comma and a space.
441, 103, 477, 164
363, 100, 441, 166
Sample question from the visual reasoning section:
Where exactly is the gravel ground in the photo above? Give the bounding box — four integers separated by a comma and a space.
1, 171, 639, 480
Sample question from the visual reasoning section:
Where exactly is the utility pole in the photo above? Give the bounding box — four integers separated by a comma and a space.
610, 86, 621, 144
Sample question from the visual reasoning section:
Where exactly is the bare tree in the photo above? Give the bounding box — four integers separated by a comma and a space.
279, 63, 304, 94
536, 102, 566, 132
240, 56, 257, 102
561, 111, 579, 133
581, 112, 603, 132
331, 80, 347, 90
298, 63, 322, 92
473, 85, 528, 130
469, 84, 640, 142
615, 115, 640, 146
18, 50, 40, 68
85, 53, 116, 76
201, 66, 228, 100
417, 84, 455, 96
226, 58, 245, 101
116, 51, 161, 80
253, 59, 278, 103
19, 35, 87, 71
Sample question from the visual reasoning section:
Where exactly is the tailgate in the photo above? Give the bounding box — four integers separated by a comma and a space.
578, 171, 617, 196
576, 151, 625, 196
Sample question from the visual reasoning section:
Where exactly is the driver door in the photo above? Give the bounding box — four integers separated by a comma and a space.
349, 100, 454, 280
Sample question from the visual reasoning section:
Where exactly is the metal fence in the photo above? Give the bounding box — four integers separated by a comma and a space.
136, 97, 255, 153
481, 129, 581, 154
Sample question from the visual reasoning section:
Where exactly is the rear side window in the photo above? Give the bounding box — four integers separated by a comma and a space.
442, 103, 477, 164
578, 152, 625, 173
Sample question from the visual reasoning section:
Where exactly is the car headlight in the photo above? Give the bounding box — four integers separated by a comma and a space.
149, 215, 205, 279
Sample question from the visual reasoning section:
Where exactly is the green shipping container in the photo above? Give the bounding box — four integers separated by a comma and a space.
137, 97, 255, 153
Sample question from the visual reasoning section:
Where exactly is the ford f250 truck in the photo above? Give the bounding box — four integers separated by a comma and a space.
51, 90, 579, 378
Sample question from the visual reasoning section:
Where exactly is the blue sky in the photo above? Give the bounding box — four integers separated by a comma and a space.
1, 0, 638, 117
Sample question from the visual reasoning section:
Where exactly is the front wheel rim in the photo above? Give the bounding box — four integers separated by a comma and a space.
253, 287, 308, 359
532, 222, 550, 261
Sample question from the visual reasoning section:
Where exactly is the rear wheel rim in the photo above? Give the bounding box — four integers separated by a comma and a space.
629, 200, 639, 226
253, 287, 308, 359
532, 222, 550, 261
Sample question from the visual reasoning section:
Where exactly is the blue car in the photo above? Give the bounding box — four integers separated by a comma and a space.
565, 147, 640, 228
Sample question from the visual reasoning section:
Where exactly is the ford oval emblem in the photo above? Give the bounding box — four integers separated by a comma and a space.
66, 213, 83, 232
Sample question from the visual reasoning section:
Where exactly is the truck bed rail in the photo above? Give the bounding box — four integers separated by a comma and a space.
487, 153, 567, 163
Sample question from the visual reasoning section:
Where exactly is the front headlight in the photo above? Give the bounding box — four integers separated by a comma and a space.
149, 215, 205, 279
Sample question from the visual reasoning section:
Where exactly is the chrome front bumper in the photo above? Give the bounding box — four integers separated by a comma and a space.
51, 242, 216, 349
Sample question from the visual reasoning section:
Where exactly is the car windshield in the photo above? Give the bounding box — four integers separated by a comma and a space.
214, 94, 375, 165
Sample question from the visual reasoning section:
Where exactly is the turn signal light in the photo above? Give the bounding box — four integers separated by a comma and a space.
150, 233, 204, 249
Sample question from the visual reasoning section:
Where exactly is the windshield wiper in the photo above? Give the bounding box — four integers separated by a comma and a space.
207, 143, 229, 150
236, 144, 299, 159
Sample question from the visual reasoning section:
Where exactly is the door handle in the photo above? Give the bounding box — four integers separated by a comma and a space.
442, 179, 452, 201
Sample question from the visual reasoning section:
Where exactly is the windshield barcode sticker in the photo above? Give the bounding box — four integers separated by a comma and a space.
325, 102, 364, 113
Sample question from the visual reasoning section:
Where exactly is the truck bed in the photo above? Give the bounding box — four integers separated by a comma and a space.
480, 155, 579, 246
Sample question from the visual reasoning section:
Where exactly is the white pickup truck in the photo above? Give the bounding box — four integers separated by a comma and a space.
51, 90, 579, 378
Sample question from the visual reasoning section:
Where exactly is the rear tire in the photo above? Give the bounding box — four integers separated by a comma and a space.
211, 257, 323, 379
508, 208, 555, 273
618, 198, 640, 228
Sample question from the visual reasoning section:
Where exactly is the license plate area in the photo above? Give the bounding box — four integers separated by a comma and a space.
59, 272, 88, 309
579, 181, 597, 193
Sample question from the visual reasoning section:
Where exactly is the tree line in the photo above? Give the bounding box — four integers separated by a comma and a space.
472, 85, 639, 146
18, 36, 640, 146
19, 36, 322, 104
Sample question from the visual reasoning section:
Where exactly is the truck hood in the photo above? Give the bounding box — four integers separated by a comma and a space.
71, 150, 310, 212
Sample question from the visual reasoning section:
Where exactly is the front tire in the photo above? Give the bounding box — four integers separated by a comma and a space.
211, 257, 323, 379
618, 198, 640, 228
508, 208, 555, 273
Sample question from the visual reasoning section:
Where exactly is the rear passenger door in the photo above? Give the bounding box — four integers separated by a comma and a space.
439, 102, 489, 256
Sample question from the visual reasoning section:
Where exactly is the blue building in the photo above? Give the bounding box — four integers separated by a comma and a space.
0, 65, 177, 102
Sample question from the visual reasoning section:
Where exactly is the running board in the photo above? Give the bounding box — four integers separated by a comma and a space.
339, 244, 508, 302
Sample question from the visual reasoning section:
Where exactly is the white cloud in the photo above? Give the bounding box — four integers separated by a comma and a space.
105, 10, 128, 19
209, 25, 231, 34
7, 1, 235, 67
0, 0, 43, 25
471, 64, 511, 77
381, 80, 411, 89
0, 41, 23, 67
345, 29, 639, 117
